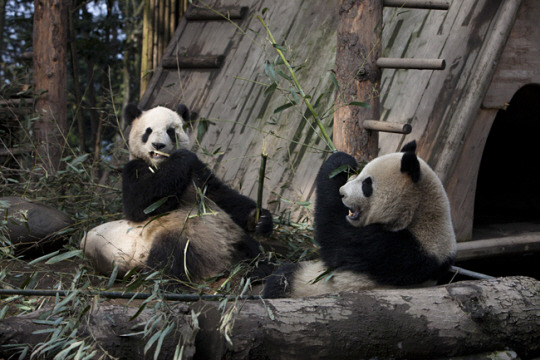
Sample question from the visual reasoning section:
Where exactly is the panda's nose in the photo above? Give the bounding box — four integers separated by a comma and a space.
152, 142, 166, 150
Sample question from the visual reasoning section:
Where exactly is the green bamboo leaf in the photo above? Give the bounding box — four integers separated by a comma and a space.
329, 71, 340, 92
348, 101, 370, 108
28, 251, 60, 265
46, 250, 83, 264
290, 87, 299, 104
143, 197, 170, 214
264, 60, 277, 82
272, 43, 287, 52
329, 164, 356, 179
106, 263, 119, 289
264, 82, 278, 97
144, 330, 162, 355
154, 323, 175, 360
273, 102, 295, 113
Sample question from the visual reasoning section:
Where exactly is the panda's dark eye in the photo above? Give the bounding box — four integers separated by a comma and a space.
166, 127, 176, 142
362, 177, 373, 197
142, 127, 152, 143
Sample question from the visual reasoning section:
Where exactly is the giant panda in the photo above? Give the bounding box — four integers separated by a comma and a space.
81, 104, 273, 282
263, 141, 456, 298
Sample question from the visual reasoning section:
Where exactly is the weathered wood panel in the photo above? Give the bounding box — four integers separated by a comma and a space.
141, 0, 531, 241
141, 0, 338, 220
483, 0, 540, 108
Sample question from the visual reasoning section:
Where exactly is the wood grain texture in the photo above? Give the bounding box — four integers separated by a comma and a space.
141, 0, 534, 240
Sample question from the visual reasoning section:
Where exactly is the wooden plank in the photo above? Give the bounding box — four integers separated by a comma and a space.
376, 57, 445, 70
445, 108, 497, 241
483, 0, 540, 108
383, 0, 450, 10
161, 55, 225, 69
184, 6, 248, 20
363, 120, 412, 134
456, 234, 540, 261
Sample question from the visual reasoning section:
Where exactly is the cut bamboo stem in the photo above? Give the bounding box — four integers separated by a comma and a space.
255, 151, 268, 223
383, 0, 450, 10
376, 57, 446, 70
363, 120, 412, 134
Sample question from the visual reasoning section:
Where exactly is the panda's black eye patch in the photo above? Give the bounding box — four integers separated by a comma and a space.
166, 127, 176, 143
362, 177, 373, 197
142, 127, 152, 143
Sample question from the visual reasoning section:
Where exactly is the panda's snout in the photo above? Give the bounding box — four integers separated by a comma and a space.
152, 142, 166, 150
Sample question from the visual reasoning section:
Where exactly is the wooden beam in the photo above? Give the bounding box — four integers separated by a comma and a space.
363, 120, 412, 134
456, 234, 540, 262
376, 57, 446, 70
434, 0, 523, 185
383, 0, 450, 10
334, 0, 382, 162
161, 55, 225, 69
184, 6, 248, 21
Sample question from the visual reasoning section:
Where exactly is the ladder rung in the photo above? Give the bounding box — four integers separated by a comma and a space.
376, 57, 445, 70
363, 120, 412, 134
185, 6, 248, 21
162, 55, 225, 69
383, 0, 450, 10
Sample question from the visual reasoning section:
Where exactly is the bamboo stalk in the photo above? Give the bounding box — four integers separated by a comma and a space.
255, 147, 268, 223
257, 16, 336, 153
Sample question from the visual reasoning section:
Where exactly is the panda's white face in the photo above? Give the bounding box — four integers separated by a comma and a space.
339, 153, 420, 231
128, 106, 190, 165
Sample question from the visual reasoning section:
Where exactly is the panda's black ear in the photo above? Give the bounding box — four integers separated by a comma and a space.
176, 104, 190, 122
400, 140, 417, 153
401, 151, 421, 183
124, 104, 142, 126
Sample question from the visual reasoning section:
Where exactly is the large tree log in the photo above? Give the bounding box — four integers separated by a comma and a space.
1, 277, 538, 359
0, 303, 196, 359
195, 276, 540, 359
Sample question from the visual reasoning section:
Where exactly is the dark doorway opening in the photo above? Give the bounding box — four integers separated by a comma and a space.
474, 84, 540, 227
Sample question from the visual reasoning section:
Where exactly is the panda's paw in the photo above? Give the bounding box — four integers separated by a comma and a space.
248, 208, 274, 237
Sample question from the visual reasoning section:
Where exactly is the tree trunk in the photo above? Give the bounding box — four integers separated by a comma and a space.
1, 277, 538, 359
33, 0, 68, 173
334, 0, 381, 163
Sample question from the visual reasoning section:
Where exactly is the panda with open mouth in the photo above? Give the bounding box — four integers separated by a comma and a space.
264, 141, 456, 298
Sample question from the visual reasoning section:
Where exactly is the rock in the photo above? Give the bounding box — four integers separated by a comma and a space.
0, 196, 72, 255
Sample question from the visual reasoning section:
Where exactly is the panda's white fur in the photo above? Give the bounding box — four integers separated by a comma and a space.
127, 106, 190, 163
81, 198, 246, 278
340, 151, 456, 263
82, 104, 272, 282
263, 141, 456, 298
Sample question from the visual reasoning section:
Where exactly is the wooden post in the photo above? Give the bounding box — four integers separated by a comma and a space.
33, 0, 68, 173
334, 0, 382, 162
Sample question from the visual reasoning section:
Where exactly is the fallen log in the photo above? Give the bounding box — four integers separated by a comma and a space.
194, 276, 540, 359
0, 277, 538, 359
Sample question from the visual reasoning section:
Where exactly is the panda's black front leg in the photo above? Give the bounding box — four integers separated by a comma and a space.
122, 150, 196, 222
188, 154, 273, 236
314, 152, 358, 247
